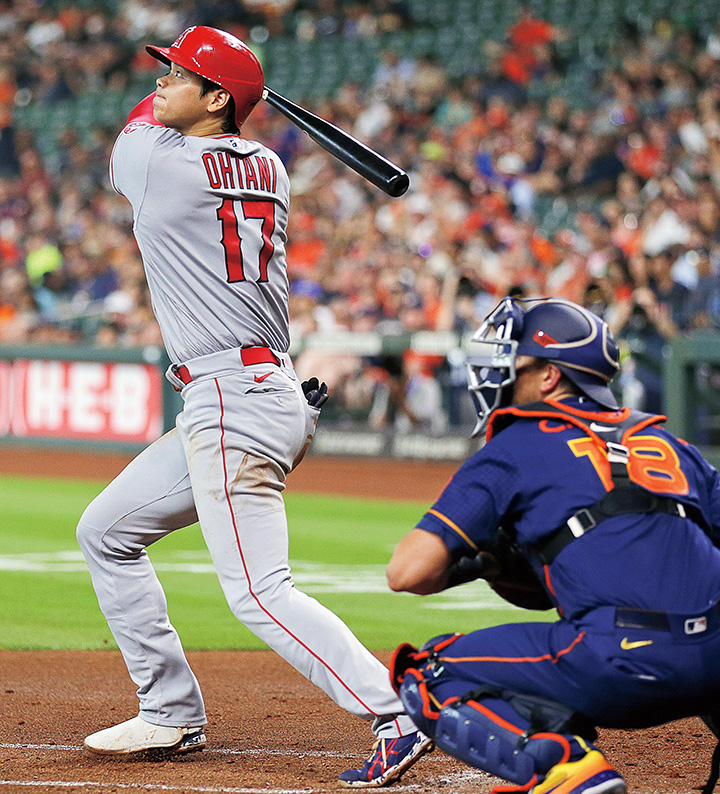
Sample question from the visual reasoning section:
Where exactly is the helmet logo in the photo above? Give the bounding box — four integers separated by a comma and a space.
533, 329, 558, 347
173, 27, 194, 48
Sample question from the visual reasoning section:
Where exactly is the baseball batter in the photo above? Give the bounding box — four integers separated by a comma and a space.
387, 297, 720, 794
76, 26, 432, 786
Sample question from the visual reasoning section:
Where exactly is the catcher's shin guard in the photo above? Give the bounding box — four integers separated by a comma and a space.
397, 667, 445, 738
394, 636, 575, 786
433, 700, 570, 786
390, 634, 462, 694
391, 633, 464, 736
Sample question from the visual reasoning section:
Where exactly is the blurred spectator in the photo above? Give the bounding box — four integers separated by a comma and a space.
507, 4, 557, 55
618, 287, 676, 413
689, 247, 720, 328
0, 106, 19, 178
368, 353, 448, 436
287, 212, 328, 277
394, 351, 448, 436
33, 267, 74, 322
496, 3, 564, 87
0, 267, 37, 342
24, 233, 62, 286
95, 319, 124, 348
288, 278, 330, 338
647, 246, 692, 330
373, 49, 416, 101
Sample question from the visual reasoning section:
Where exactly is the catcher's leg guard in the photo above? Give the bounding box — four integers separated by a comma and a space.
397, 667, 446, 737
390, 634, 462, 690
433, 699, 570, 786
393, 633, 466, 737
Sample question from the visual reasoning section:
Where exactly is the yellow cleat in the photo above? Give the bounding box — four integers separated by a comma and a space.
529, 750, 626, 794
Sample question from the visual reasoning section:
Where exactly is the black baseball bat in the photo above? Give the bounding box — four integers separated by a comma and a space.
262, 87, 409, 197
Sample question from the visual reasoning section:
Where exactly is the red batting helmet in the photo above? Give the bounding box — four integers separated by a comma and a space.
146, 26, 264, 128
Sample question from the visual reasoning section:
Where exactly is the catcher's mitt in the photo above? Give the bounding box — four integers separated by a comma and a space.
445, 531, 553, 611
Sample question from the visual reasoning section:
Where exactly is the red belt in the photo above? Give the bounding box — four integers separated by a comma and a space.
173, 347, 280, 385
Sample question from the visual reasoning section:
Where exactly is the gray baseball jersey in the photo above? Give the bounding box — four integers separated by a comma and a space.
110, 123, 290, 362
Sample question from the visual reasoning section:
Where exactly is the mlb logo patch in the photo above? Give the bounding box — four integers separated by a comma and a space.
684, 616, 708, 635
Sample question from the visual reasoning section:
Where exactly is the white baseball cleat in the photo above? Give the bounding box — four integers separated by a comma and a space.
84, 715, 206, 757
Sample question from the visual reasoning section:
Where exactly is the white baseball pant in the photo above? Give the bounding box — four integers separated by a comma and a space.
77, 347, 414, 736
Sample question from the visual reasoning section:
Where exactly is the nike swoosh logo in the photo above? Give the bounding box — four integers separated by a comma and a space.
254, 372, 272, 383
589, 423, 616, 432
620, 637, 654, 650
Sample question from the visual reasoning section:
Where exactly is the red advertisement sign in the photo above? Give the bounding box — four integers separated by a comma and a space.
0, 359, 164, 443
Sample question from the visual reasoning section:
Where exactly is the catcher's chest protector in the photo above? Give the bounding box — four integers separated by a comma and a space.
487, 401, 692, 563
486, 400, 664, 446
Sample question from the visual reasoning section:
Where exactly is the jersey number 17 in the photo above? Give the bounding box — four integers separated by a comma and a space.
217, 198, 275, 283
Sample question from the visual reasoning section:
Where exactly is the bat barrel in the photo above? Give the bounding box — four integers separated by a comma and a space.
310, 122, 409, 196
384, 171, 410, 198
263, 87, 409, 197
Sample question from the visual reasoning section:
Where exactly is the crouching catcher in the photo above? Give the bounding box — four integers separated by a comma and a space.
387, 297, 720, 794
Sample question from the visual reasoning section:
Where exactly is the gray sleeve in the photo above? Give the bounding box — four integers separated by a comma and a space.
109, 123, 179, 210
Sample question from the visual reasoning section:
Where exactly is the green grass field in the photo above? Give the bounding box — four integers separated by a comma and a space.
0, 474, 550, 651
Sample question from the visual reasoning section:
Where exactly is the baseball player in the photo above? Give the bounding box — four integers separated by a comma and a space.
385, 297, 720, 794
75, 26, 432, 786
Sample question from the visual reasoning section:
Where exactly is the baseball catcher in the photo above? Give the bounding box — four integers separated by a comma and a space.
386, 296, 720, 794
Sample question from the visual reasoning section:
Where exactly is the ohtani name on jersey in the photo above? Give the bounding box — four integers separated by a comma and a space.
202, 152, 278, 194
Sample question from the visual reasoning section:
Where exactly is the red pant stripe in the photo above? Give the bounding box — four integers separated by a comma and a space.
214, 379, 396, 728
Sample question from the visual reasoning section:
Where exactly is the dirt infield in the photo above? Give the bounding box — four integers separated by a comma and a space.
1, 650, 715, 794
0, 446, 717, 793
0, 445, 459, 501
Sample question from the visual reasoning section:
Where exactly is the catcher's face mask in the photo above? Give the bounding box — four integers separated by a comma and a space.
466, 296, 620, 437
466, 298, 524, 438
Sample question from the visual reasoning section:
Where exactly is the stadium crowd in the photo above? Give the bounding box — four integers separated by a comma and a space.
1, 0, 720, 432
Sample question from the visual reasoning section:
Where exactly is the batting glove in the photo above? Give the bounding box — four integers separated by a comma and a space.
301, 377, 329, 409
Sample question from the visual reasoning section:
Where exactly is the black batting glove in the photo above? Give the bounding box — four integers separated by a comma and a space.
301, 377, 329, 409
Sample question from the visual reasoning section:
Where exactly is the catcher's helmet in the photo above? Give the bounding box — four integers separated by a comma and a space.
466, 297, 620, 436
146, 26, 264, 129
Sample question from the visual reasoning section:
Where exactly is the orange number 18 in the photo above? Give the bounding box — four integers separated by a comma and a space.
568, 435, 689, 495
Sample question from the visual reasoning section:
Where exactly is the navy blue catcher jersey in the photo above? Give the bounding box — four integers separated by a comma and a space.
417, 396, 720, 620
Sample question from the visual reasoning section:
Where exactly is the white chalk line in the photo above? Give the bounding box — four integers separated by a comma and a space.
0, 742, 344, 758
0, 743, 82, 752
0, 552, 515, 609
0, 742, 459, 764
0, 768, 488, 793
0, 744, 485, 794
0, 770, 485, 794
0, 781, 309, 794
